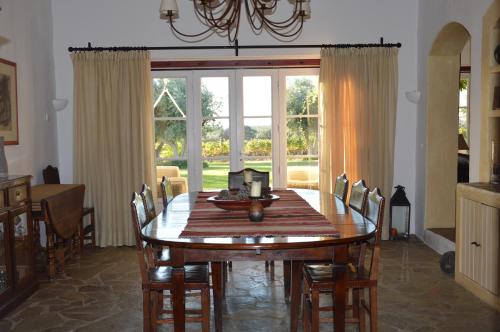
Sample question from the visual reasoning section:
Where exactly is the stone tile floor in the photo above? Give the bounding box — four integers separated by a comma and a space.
1, 239, 499, 331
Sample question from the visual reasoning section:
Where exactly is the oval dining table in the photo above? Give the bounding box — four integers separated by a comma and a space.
141, 189, 376, 332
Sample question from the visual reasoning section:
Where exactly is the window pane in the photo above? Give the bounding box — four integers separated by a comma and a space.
286, 158, 319, 190
153, 78, 187, 118
155, 119, 188, 173
286, 76, 318, 116
201, 77, 229, 118
243, 117, 272, 184
202, 119, 229, 159
243, 76, 272, 117
287, 118, 319, 156
243, 118, 272, 158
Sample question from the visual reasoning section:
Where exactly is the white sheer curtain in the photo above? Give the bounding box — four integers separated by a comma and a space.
72, 51, 155, 247
319, 47, 398, 239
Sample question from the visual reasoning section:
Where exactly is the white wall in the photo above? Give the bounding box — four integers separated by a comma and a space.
0, 0, 58, 184
415, 0, 493, 237
51, 0, 419, 232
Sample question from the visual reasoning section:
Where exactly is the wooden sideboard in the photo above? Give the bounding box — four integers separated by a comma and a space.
456, 183, 500, 311
0, 175, 37, 317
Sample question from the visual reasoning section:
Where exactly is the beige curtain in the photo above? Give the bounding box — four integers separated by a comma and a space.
319, 47, 398, 239
72, 51, 155, 247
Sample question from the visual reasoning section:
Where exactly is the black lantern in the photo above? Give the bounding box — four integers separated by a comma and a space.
389, 185, 411, 240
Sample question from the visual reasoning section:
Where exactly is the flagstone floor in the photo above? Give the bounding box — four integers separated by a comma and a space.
1, 239, 499, 332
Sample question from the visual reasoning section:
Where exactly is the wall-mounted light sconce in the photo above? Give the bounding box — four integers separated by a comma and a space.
52, 99, 69, 112
405, 90, 421, 104
0, 36, 9, 46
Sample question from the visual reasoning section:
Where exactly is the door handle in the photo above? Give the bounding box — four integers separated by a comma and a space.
470, 241, 481, 247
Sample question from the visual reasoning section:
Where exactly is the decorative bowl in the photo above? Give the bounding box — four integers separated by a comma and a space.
207, 194, 280, 211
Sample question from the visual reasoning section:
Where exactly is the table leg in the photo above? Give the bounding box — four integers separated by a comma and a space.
170, 248, 185, 332
283, 260, 291, 300
290, 260, 304, 332
333, 244, 348, 332
211, 261, 223, 332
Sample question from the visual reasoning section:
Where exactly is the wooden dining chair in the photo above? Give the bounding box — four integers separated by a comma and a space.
302, 188, 385, 332
334, 173, 349, 202
227, 168, 273, 277
228, 168, 270, 190
349, 179, 369, 214
141, 183, 170, 262
141, 184, 157, 223
130, 193, 210, 332
159, 176, 174, 210
42, 165, 96, 250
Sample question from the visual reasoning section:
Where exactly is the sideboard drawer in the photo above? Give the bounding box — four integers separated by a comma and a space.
9, 185, 28, 204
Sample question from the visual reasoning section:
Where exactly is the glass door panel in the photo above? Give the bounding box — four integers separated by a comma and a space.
200, 77, 231, 190
153, 77, 189, 188
284, 75, 320, 190
13, 211, 32, 285
241, 75, 273, 185
0, 214, 9, 296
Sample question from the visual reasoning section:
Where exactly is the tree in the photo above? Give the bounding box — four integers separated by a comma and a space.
286, 79, 319, 155
153, 79, 222, 162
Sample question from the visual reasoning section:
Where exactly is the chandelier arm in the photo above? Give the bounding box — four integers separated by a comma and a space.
228, 2, 242, 43
245, 0, 265, 31
263, 16, 304, 38
256, 2, 302, 27
202, 1, 237, 31
169, 16, 213, 38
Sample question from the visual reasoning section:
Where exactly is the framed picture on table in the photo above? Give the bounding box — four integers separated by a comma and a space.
0, 58, 18, 145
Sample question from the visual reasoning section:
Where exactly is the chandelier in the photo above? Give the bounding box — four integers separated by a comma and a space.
159, 0, 311, 44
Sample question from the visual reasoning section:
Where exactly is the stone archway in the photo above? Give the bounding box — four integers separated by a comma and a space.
425, 22, 470, 232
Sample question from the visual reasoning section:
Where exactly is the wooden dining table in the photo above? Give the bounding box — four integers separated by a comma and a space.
141, 189, 376, 332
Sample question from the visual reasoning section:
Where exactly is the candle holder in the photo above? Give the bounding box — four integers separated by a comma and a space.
248, 198, 264, 222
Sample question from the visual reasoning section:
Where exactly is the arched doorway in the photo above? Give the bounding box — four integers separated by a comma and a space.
424, 22, 471, 241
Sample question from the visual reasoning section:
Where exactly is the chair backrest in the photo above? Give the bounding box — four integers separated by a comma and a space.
41, 185, 85, 240
361, 188, 385, 281
365, 187, 385, 245
160, 176, 174, 209
130, 192, 154, 284
228, 168, 270, 190
348, 179, 369, 213
333, 173, 349, 202
140, 184, 157, 223
43, 165, 61, 184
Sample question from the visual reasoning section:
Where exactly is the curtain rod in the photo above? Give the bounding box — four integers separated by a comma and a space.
68, 38, 401, 57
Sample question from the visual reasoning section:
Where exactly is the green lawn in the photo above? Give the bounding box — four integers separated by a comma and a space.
179, 159, 318, 190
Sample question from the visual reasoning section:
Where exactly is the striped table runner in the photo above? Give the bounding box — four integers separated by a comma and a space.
179, 190, 339, 238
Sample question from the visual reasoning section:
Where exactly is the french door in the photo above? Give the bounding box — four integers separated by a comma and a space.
153, 68, 319, 191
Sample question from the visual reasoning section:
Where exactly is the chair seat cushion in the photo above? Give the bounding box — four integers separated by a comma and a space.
304, 264, 371, 288
149, 263, 209, 284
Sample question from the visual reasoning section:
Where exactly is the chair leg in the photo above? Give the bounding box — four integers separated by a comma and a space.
89, 208, 96, 247
201, 287, 210, 332
150, 290, 158, 332
369, 286, 378, 332
228, 261, 232, 271
359, 289, 366, 332
302, 284, 310, 332
79, 218, 85, 253
143, 289, 151, 332
353, 288, 360, 324
265, 260, 269, 271
270, 261, 275, 281
311, 289, 320, 332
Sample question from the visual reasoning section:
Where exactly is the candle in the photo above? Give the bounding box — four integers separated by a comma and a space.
250, 181, 262, 198
244, 170, 253, 183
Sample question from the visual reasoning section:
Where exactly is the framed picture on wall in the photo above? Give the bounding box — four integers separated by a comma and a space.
0, 58, 18, 145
